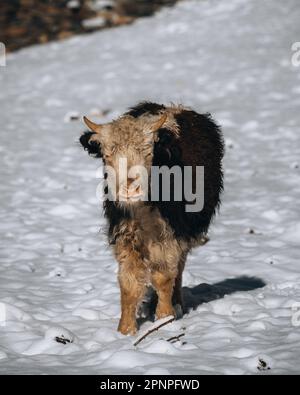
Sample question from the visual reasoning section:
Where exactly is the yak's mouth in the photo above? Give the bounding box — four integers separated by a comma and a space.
118, 193, 144, 202
117, 192, 145, 204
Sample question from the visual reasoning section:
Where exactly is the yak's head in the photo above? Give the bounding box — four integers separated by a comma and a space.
80, 113, 167, 205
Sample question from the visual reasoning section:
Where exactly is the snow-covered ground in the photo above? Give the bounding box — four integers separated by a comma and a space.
1, 0, 300, 375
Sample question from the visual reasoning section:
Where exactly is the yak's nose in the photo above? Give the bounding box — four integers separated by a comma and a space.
119, 177, 143, 201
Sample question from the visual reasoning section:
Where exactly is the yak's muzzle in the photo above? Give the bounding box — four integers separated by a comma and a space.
118, 177, 144, 202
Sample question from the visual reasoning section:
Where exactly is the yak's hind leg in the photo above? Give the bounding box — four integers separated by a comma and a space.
150, 239, 185, 320
172, 251, 188, 314
152, 271, 176, 319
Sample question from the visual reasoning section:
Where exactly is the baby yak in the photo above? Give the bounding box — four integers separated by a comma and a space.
80, 102, 224, 335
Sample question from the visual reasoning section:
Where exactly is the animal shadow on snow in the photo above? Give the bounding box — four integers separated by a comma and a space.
137, 276, 266, 326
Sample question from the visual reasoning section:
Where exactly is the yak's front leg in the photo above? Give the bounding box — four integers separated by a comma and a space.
117, 254, 147, 335
152, 271, 176, 319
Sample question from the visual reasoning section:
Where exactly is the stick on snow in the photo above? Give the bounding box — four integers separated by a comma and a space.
133, 316, 175, 347
166, 333, 185, 343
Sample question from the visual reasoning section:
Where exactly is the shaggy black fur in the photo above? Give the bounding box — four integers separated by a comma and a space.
103, 200, 132, 244
153, 109, 224, 241
80, 102, 224, 243
126, 101, 166, 118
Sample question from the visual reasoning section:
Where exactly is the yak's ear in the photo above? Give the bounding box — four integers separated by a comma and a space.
79, 131, 102, 158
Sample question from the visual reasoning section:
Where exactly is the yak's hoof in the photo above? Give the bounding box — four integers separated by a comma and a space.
156, 305, 176, 320
118, 319, 137, 336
